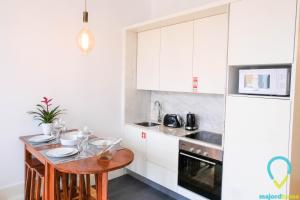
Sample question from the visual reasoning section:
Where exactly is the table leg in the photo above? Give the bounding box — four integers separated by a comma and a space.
24, 146, 31, 196
45, 163, 56, 200
96, 172, 108, 200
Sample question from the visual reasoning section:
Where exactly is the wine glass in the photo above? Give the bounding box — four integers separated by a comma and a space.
58, 118, 66, 132
53, 118, 65, 140
77, 134, 89, 158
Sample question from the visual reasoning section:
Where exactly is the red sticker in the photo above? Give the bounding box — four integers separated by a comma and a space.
192, 77, 198, 93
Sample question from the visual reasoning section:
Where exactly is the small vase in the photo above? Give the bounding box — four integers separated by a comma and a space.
42, 123, 53, 135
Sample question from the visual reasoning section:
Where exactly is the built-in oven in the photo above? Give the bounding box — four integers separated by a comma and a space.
178, 140, 223, 200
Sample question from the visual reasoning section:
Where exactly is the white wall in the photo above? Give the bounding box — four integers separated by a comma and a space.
0, 0, 150, 189
149, 0, 220, 18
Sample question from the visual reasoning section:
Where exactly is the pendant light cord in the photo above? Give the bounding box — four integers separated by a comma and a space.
82, 0, 88, 23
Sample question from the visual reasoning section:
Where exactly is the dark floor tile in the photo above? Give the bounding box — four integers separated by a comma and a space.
108, 175, 175, 200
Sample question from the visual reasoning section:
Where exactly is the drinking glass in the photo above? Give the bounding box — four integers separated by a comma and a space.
58, 118, 66, 132
77, 135, 89, 157
53, 119, 65, 140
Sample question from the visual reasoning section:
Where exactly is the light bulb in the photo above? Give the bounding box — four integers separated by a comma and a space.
78, 27, 95, 54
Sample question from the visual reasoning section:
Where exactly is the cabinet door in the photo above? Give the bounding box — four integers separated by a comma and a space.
228, 0, 297, 65
193, 14, 227, 94
146, 161, 178, 193
222, 97, 291, 200
160, 21, 194, 92
137, 29, 160, 90
146, 131, 179, 192
123, 125, 147, 176
146, 131, 179, 172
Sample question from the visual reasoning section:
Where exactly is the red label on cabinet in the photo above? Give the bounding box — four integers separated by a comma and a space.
192, 77, 198, 93
141, 132, 147, 139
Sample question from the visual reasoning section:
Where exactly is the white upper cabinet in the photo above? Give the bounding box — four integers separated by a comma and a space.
160, 21, 194, 92
137, 29, 161, 90
222, 97, 291, 199
193, 14, 228, 94
228, 0, 297, 65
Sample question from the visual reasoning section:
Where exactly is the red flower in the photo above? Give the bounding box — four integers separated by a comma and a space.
41, 97, 53, 106
41, 97, 53, 112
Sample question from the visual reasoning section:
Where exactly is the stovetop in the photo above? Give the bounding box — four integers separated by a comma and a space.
184, 131, 222, 146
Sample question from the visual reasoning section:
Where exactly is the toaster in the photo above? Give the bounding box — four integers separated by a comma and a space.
163, 114, 183, 128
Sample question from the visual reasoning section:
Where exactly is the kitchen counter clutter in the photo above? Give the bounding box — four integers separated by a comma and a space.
131, 122, 195, 137
127, 122, 223, 149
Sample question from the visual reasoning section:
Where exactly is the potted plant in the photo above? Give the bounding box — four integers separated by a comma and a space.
28, 97, 64, 135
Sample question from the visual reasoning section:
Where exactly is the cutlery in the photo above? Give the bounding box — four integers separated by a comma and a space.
96, 138, 122, 158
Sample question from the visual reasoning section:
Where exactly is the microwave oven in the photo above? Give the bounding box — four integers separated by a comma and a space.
238, 68, 290, 96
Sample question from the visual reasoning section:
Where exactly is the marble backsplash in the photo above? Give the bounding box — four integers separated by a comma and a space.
150, 91, 225, 134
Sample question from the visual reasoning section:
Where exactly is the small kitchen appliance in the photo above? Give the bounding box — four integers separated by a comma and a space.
238, 68, 291, 96
185, 113, 198, 131
178, 140, 223, 200
163, 114, 183, 128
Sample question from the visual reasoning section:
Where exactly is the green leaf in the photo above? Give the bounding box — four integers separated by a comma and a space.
36, 104, 46, 110
28, 111, 43, 118
29, 102, 64, 124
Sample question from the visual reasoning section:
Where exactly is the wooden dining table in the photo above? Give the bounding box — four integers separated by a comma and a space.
20, 133, 134, 200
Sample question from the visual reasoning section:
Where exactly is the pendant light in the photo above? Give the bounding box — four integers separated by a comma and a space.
78, 0, 95, 54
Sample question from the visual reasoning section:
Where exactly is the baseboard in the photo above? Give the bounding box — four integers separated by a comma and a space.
109, 169, 126, 180
0, 169, 126, 200
0, 182, 24, 200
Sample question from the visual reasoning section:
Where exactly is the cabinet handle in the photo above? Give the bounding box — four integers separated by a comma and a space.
179, 152, 216, 165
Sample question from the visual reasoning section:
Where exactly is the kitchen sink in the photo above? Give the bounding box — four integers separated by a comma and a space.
135, 122, 160, 127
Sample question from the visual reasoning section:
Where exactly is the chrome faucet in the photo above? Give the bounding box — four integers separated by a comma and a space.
154, 100, 163, 123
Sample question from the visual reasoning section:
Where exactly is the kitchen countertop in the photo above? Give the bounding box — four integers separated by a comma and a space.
126, 122, 223, 150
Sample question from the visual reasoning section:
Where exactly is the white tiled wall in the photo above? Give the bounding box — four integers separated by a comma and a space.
150, 91, 225, 133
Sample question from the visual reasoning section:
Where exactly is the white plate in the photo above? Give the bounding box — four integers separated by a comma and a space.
89, 139, 113, 147
46, 147, 78, 158
29, 135, 55, 143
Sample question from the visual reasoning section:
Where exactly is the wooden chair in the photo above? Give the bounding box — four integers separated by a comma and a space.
57, 173, 96, 200
25, 159, 45, 200
26, 159, 76, 200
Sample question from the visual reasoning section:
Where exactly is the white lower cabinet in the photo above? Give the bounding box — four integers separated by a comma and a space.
146, 130, 179, 172
222, 97, 291, 200
123, 125, 147, 176
146, 130, 179, 192
146, 161, 178, 193
123, 125, 179, 193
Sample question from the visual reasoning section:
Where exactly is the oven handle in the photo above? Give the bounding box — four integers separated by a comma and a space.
179, 152, 216, 166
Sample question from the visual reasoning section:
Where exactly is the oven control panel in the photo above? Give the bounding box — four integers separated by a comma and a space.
179, 140, 223, 161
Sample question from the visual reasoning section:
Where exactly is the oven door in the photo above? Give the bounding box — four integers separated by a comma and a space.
178, 150, 222, 200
